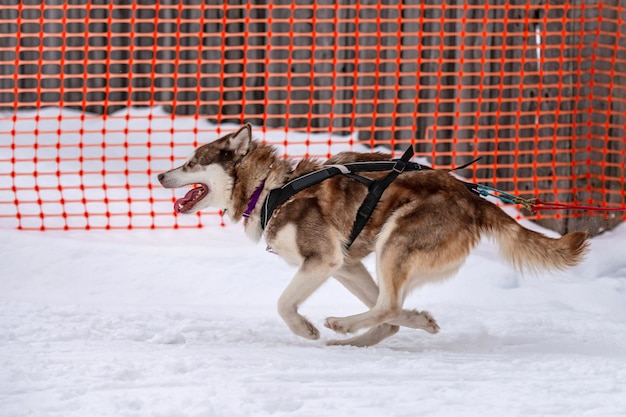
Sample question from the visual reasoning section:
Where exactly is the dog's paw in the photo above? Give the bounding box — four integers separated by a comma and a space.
414, 310, 439, 334
303, 320, 321, 340
392, 309, 440, 333
290, 318, 320, 340
324, 317, 350, 334
281, 311, 320, 340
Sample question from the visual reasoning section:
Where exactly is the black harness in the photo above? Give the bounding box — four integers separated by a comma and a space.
260, 146, 432, 248
260, 147, 483, 249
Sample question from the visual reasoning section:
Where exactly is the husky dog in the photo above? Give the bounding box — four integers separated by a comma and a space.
158, 124, 589, 347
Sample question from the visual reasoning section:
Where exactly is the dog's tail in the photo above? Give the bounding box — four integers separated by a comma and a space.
482, 202, 589, 273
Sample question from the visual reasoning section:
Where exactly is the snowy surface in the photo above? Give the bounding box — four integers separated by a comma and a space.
1, 107, 626, 416
1, 223, 626, 417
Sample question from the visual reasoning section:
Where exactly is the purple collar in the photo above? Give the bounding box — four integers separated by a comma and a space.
243, 180, 266, 219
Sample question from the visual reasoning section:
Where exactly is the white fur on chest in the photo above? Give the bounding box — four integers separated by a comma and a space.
266, 223, 303, 266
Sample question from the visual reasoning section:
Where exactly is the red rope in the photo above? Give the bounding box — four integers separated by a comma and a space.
475, 184, 625, 213
532, 199, 626, 213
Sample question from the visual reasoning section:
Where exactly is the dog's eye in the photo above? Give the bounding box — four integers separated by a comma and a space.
186, 161, 196, 170
220, 150, 234, 160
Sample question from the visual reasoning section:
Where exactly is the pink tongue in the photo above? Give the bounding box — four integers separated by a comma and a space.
174, 187, 202, 213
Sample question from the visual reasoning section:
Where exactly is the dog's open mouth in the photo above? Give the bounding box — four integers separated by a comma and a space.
175, 184, 209, 213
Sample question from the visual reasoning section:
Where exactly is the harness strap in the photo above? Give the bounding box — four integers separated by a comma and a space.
450, 157, 482, 172
345, 145, 414, 248
260, 146, 421, 247
260, 165, 352, 230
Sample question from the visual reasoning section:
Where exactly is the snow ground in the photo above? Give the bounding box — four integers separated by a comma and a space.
1, 223, 626, 417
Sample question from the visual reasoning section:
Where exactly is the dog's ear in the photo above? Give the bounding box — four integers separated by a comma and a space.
226, 123, 252, 156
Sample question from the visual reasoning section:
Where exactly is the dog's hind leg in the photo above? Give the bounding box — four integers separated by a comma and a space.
325, 208, 443, 336
333, 262, 439, 334
327, 324, 399, 347
324, 275, 405, 336
326, 214, 469, 336
325, 253, 463, 336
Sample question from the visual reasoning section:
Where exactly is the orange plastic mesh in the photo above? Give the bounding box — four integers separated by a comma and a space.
1, 0, 624, 231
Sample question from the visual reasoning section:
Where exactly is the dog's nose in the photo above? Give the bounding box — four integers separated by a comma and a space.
157, 173, 165, 182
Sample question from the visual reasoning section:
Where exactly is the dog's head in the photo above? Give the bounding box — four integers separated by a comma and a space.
157, 124, 252, 214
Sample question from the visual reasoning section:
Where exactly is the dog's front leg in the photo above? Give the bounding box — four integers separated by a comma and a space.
277, 260, 337, 340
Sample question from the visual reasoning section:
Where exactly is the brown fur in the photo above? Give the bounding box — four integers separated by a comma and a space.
158, 124, 590, 347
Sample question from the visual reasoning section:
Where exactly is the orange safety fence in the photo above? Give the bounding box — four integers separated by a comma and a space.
0, 0, 624, 233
